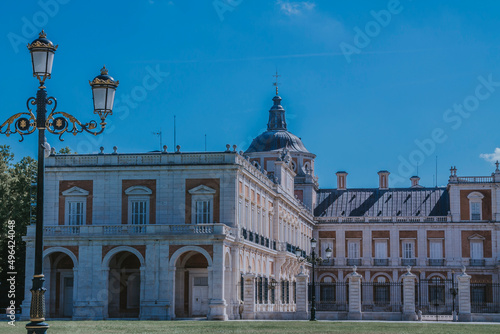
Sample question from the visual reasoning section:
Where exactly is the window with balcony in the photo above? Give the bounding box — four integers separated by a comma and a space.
467, 192, 484, 221
374, 240, 388, 266
62, 186, 89, 226
188, 185, 216, 224
470, 236, 485, 266
125, 186, 152, 225
347, 240, 361, 266
401, 240, 416, 266
429, 239, 444, 266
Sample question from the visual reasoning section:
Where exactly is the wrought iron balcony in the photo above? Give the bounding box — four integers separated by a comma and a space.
318, 259, 335, 266
428, 259, 445, 266
347, 258, 361, 266
401, 258, 416, 266
373, 258, 389, 266
469, 259, 485, 266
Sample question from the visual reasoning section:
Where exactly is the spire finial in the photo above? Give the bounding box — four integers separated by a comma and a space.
496, 160, 499, 172
272, 69, 280, 96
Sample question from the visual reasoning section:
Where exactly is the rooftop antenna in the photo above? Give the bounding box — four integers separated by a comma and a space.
435, 156, 438, 187
174, 115, 177, 149
205, 134, 207, 152
152, 128, 162, 151
272, 68, 280, 95
416, 162, 419, 177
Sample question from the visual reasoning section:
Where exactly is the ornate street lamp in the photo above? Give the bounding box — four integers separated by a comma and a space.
295, 238, 332, 321
0, 30, 118, 334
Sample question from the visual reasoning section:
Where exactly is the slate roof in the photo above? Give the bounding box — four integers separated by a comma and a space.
315, 188, 449, 218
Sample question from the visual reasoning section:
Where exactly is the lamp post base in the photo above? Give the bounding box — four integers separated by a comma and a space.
26, 276, 48, 334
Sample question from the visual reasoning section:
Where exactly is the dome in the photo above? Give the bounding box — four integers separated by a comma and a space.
245, 130, 309, 153
245, 93, 310, 154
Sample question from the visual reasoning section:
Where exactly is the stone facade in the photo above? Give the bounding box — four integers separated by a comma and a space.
20, 92, 500, 321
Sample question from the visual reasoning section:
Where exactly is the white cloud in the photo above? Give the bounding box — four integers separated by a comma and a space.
277, 0, 316, 16
480, 148, 500, 163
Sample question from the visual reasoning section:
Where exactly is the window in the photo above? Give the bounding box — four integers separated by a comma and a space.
470, 240, 484, 259
188, 185, 216, 224
348, 240, 360, 258
429, 239, 443, 259
195, 200, 210, 224
467, 192, 484, 221
125, 186, 152, 225
68, 201, 84, 225
402, 240, 415, 259
131, 200, 147, 225
62, 186, 89, 226
374, 240, 387, 259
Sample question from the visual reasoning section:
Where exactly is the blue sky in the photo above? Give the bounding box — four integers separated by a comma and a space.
2, 0, 500, 188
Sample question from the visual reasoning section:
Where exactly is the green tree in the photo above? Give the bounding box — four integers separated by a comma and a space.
58, 146, 74, 154
0, 145, 37, 311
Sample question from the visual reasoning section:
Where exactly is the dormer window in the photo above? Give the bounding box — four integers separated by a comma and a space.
62, 186, 89, 226
188, 185, 216, 224
125, 186, 152, 225
467, 192, 484, 221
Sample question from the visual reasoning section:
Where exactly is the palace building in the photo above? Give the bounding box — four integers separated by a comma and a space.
21, 90, 500, 321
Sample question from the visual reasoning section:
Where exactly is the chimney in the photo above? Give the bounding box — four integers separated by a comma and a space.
378, 170, 390, 189
336, 171, 348, 190
410, 176, 421, 188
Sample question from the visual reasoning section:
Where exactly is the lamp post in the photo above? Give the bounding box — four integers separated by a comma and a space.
450, 271, 458, 321
295, 238, 332, 321
0, 30, 118, 334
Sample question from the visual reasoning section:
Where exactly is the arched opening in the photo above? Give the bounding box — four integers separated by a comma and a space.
44, 252, 75, 318
174, 251, 210, 318
107, 251, 141, 318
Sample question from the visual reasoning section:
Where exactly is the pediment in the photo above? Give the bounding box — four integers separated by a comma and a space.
467, 191, 484, 200
62, 186, 89, 196
125, 185, 153, 195
188, 185, 216, 195
468, 233, 486, 240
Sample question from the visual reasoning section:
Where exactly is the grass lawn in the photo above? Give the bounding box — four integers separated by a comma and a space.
1, 321, 499, 334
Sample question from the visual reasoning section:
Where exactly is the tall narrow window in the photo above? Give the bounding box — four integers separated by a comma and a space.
68, 201, 84, 225
188, 185, 216, 224
348, 240, 360, 259
131, 200, 147, 225
375, 240, 387, 259
467, 192, 484, 221
62, 186, 89, 226
125, 186, 152, 225
429, 240, 443, 259
196, 200, 210, 224
402, 241, 414, 259
471, 202, 481, 220
470, 240, 483, 259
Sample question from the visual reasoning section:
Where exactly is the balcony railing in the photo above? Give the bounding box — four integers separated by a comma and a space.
401, 258, 416, 266
241, 228, 276, 251
469, 259, 485, 266
316, 216, 448, 223
428, 259, 445, 266
42, 223, 233, 236
373, 258, 389, 266
318, 259, 335, 266
347, 258, 361, 266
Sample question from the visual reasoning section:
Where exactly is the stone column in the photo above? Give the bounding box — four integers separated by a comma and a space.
401, 266, 417, 320
294, 268, 308, 320
242, 272, 256, 319
457, 267, 472, 322
347, 266, 362, 320
208, 243, 228, 320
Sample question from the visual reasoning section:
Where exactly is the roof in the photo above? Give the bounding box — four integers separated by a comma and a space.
314, 188, 449, 218
245, 130, 310, 154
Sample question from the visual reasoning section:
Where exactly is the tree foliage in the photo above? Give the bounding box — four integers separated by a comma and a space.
0, 145, 37, 310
